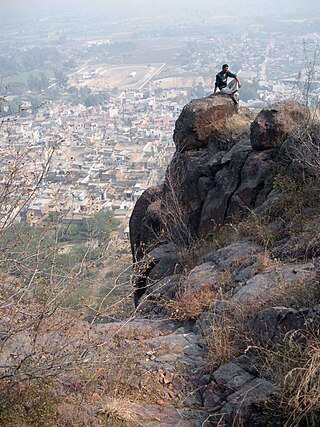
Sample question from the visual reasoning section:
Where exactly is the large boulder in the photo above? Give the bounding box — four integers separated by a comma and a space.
173, 95, 237, 152
231, 262, 315, 305
186, 263, 221, 292
250, 101, 307, 150
129, 99, 312, 311
204, 241, 262, 271
203, 362, 275, 426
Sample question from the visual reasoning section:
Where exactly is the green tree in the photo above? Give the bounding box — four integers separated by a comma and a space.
89, 209, 118, 244
54, 69, 68, 87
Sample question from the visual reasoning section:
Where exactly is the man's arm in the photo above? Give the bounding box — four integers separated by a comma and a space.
212, 82, 218, 95
212, 73, 220, 96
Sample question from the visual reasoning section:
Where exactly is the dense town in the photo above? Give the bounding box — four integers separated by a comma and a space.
0, 86, 183, 237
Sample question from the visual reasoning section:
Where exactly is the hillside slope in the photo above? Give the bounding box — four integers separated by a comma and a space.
126, 95, 320, 426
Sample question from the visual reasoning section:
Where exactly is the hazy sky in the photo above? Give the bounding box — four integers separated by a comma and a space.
3, 0, 320, 19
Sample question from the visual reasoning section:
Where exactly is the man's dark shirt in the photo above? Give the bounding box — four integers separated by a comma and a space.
215, 70, 237, 90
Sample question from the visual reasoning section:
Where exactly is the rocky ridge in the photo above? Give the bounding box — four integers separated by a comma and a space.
123, 96, 320, 426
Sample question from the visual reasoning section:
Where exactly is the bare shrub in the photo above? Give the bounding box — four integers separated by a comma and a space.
160, 157, 195, 248
285, 119, 320, 179
0, 112, 133, 422
295, 46, 319, 109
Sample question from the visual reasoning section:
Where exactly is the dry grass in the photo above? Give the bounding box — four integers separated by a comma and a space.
234, 211, 282, 248
205, 310, 245, 370
204, 269, 320, 372
214, 107, 255, 135
0, 320, 173, 426
206, 222, 242, 248
165, 283, 220, 321
165, 270, 230, 321
0, 380, 65, 427
255, 331, 320, 427
271, 175, 320, 219
178, 238, 220, 273
233, 174, 320, 253
252, 251, 279, 274
99, 398, 142, 426
220, 110, 253, 132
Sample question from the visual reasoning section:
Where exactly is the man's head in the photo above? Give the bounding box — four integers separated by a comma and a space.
222, 64, 229, 71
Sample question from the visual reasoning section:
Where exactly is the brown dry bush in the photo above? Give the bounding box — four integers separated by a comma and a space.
165, 270, 230, 321
0, 380, 65, 427
204, 310, 244, 370
165, 283, 220, 321
271, 175, 320, 219
99, 398, 143, 426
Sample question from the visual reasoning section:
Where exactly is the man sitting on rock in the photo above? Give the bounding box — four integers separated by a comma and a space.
211, 64, 241, 105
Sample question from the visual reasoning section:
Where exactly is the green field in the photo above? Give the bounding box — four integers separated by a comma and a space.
2, 69, 54, 86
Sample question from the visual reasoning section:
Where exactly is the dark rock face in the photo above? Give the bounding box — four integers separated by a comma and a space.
173, 95, 237, 152
129, 186, 162, 262
132, 243, 181, 307
250, 305, 320, 344
250, 101, 307, 150
199, 143, 252, 232
203, 362, 275, 426
125, 97, 317, 426
130, 98, 307, 305
227, 149, 276, 217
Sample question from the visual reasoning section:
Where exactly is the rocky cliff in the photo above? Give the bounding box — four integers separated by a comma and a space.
126, 96, 320, 426
130, 96, 309, 301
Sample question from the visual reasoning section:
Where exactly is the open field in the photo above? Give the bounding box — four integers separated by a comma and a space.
153, 75, 213, 89
71, 63, 216, 91
72, 64, 165, 90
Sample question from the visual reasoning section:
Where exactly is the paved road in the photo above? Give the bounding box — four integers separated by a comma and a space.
139, 63, 166, 90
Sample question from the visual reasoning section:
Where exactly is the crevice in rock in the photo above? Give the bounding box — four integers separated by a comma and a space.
223, 149, 253, 223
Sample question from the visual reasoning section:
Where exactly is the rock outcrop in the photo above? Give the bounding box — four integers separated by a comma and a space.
130, 98, 310, 302
173, 95, 238, 152
250, 101, 308, 150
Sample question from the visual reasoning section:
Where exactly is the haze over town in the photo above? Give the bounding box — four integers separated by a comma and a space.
0, 0, 319, 238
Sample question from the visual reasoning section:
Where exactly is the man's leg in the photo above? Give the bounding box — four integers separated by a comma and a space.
227, 79, 239, 105
220, 79, 238, 96
227, 79, 238, 92
220, 87, 232, 94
